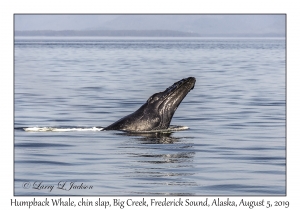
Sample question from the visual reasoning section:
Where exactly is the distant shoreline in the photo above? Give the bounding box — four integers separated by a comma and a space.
14, 30, 284, 38
15, 30, 200, 37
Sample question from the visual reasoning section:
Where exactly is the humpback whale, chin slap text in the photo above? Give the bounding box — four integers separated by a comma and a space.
104, 77, 196, 132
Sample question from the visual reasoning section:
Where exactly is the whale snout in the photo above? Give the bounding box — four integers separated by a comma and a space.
188, 77, 196, 90
165, 77, 196, 93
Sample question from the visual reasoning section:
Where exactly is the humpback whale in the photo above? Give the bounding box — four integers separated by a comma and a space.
104, 77, 196, 132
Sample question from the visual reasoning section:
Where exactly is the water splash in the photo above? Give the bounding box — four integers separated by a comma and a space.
22, 125, 188, 133
23, 127, 104, 132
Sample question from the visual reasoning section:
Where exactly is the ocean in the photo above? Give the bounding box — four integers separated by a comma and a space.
14, 37, 286, 195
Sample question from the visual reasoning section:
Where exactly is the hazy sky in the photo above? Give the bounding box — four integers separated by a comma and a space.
15, 14, 285, 36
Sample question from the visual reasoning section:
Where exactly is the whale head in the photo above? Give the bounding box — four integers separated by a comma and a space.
104, 77, 196, 132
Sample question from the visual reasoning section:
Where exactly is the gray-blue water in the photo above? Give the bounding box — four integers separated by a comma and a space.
14, 37, 286, 196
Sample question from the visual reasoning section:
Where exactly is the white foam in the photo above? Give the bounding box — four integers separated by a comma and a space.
129, 125, 189, 133
23, 127, 104, 132
23, 125, 188, 133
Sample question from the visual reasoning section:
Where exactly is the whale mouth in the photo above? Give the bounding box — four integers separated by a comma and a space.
157, 77, 196, 128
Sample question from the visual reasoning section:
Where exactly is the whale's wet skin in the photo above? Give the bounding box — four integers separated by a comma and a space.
104, 77, 196, 132
22, 77, 196, 133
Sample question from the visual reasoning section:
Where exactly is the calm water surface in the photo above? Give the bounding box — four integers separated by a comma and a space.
14, 37, 286, 195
